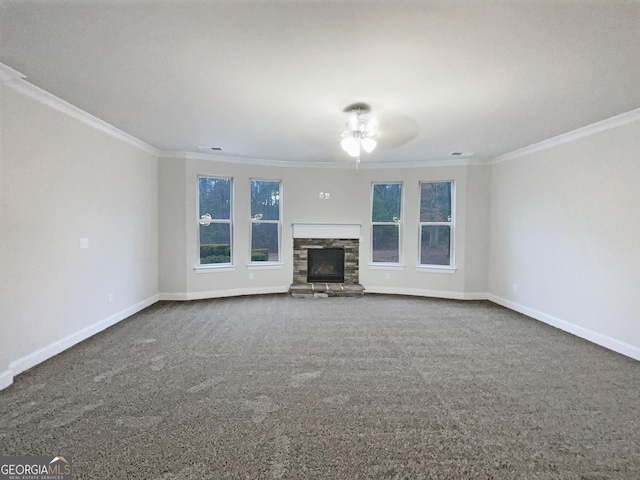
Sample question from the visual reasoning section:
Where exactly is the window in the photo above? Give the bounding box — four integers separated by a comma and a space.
371, 182, 402, 263
198, 176, 232, 265
250, 179, 281, 263
419, 181, 454, 267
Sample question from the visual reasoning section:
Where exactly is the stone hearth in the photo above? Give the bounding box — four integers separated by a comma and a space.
289, 282, 364, 298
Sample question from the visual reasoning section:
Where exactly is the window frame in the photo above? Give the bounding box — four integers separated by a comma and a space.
418, 180, 455, 270
249, 178, 283, 266
370, 181, 403, 266
196, 175, 234, 269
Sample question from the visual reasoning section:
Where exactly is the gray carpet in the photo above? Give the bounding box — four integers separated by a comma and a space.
1, 294, 639, 479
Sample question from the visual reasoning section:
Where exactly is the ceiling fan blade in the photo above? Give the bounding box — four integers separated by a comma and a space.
373, 113, 420, 148
365, 118, 378, 135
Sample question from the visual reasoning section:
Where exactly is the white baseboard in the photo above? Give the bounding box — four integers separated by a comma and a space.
157, 292, 190, 301
0, 369, 13, 391
487, 294, 640, 362
2, 294, 159, 391
459, 292, 489, 301
161, 286, 487, 302
160, 285, 487, 301
364, 286, 488, 301
159, 286, 289, 301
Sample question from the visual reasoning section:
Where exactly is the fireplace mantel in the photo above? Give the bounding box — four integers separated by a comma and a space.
291, 223, 360, 239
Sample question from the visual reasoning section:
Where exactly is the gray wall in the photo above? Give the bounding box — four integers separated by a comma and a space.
158, 156, 491, 300
0, 81, 159, 388
489, 117, 640, 359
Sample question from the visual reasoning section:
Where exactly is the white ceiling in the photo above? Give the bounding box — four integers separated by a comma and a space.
2, 0, 639, 165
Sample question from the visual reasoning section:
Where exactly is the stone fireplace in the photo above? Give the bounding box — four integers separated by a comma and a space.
289, 223, 365, 297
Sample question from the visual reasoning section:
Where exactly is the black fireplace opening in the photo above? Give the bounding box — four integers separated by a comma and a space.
307, 248, 345, 283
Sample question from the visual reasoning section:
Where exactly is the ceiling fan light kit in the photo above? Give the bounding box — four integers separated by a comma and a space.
340, 103, 377, 167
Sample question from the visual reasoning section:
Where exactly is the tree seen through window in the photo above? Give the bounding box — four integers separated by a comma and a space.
250, 180, 281, 262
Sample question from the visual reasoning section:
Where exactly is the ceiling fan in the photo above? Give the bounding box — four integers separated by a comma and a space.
340, 102, 378, 167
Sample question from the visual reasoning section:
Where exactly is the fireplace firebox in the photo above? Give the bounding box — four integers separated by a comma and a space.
307, 248, 345, 283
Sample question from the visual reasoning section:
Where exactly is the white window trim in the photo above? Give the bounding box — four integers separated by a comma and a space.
370, 182, 404, 266
248, 178, 282, 265
197, 175, 234, 268
246, 263, 284, 270
415, 265, 457, 274
194, 265, 236, 273
368, 263, 406, 271
418, 180, 455, 268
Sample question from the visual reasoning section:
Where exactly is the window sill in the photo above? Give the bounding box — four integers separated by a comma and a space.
368, 263, 405, 271
246, 262, 283, 270
416, 265, 457, 274
194, 264, 235, 274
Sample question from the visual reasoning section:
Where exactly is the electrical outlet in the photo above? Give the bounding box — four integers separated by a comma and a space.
249, 272, 254, 280
80, 238, 89, 249
108, 293, 114, 304
512, 284, 519, 293
385, 272, 391, 280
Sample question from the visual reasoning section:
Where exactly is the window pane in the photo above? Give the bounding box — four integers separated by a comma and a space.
421, 226, 451, 265
199, 223, 231, 264
420, 182, 451, 222
251, 180, 280, 221
372, 183, 401, 222
199, 177, 231, 219
372, 224, 399, 263
251, 223, 279, 262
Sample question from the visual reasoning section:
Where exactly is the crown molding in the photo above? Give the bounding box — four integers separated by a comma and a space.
160, 150, 484, 169
0, 63, 26, 83
161, 150, 361, 168
159, 151, 303, 167
0, 62, 159, 156
490, 107, 640, 164
359, 157, 485, 169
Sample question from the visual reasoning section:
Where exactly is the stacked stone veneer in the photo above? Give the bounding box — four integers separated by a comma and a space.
293, 238, 359, 284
